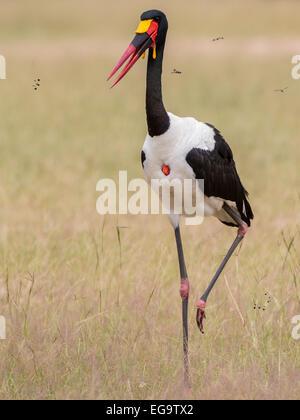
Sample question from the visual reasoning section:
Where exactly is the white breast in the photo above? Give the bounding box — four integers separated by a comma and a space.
142, 112, 223, 219
143, 112, 215, 179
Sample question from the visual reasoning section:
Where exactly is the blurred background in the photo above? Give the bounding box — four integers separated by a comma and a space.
0, 0, 299, 400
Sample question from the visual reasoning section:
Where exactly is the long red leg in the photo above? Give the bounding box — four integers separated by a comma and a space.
174, 226, 191, 387
196, 204, 249, 333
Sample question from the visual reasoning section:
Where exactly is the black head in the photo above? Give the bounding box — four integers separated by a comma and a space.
140, 10, 168, 46
107, 10, 168, 87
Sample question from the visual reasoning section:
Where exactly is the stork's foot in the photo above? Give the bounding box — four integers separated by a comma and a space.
180, 278, 190, 300
196, 299, 206, 334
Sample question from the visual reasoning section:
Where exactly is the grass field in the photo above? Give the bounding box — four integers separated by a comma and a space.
0, 0, 300, 400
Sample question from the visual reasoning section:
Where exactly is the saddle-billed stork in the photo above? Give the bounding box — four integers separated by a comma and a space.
107, 9, 253, 384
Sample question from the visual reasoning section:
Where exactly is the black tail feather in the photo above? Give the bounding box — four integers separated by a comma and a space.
233, 166, 254, 227
241, 194, 254, 227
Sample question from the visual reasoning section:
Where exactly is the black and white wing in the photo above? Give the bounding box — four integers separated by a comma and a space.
186, 124, 254, 226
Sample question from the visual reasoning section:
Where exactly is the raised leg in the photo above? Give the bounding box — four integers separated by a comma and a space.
196, 204, 249, 333
174, 226, 190, 386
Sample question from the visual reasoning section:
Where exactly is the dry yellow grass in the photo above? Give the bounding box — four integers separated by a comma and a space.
0, 0, 300, 400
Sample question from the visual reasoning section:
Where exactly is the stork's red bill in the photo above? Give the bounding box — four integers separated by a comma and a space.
107, 19, 158, 87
